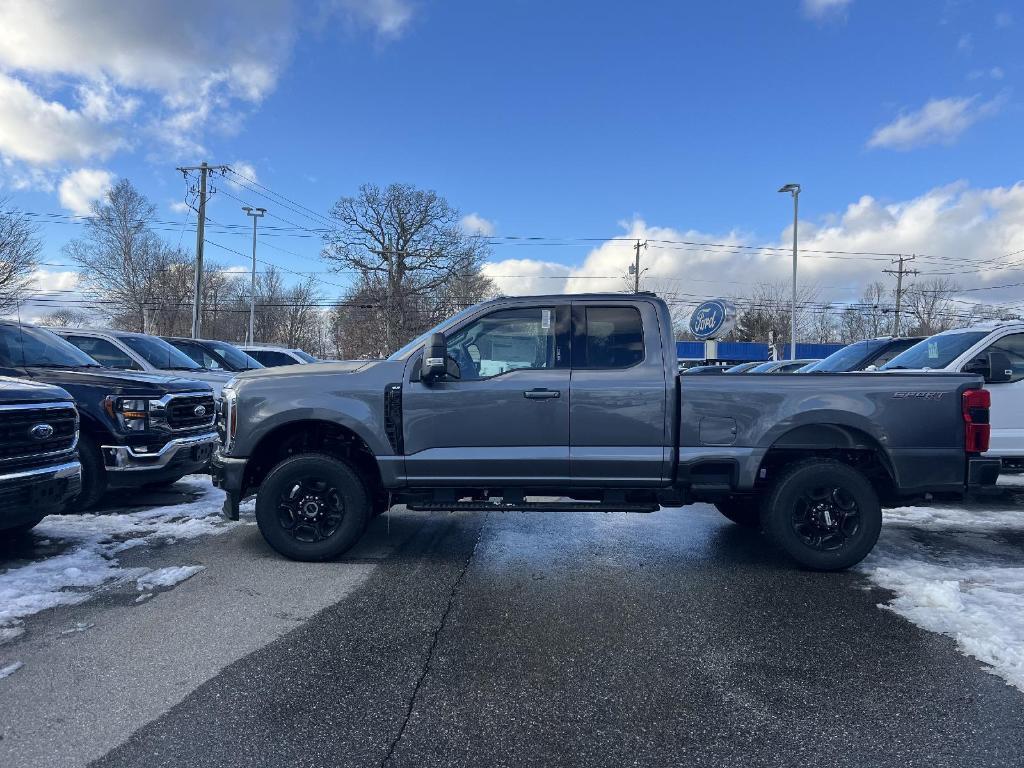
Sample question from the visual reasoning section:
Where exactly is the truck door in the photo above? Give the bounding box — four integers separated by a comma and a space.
569, 302, 669, 486
964, 332, 1024, 458
402, 304, 571, 485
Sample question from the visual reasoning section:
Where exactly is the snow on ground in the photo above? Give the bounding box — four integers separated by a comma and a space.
861, 495, 1024, 692
0, 660, 23, 679
0, 476, 245, 644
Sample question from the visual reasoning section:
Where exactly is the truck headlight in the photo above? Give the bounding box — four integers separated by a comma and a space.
104, 396, 150, 432
219, 386, 238, 452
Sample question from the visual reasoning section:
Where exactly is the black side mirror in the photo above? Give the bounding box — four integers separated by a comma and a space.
987, 350, 1013, 383
963, 356, 990, 379
421, 333, 448, 382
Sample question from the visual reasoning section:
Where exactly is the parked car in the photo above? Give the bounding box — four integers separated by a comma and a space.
799, 337, 925, 373
213, 293, 998, 571
723, 361, 761, 374
162, 337, 263, 373
680, 364, 726, 375
238, 344, 317, 367
53, 328, 233, 398
0, 376, 81, 535
747, 359, 820, 373
879, 322, 1024, 469
0, 321, 219, 509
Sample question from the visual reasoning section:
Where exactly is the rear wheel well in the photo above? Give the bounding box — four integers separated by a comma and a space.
243, 420, 383, 502
756, 425, 897, 504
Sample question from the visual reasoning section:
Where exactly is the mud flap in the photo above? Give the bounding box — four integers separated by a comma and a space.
222, 491, 240, 521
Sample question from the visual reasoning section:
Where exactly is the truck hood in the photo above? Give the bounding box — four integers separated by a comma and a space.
233, 359, 386, 382
23, 367, 214, 397
0, 374, 73, 404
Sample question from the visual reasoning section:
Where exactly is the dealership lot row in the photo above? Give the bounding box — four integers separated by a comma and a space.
0, 474, 1022, 766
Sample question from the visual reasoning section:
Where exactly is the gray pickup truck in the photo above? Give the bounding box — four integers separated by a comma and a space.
213, 293, 999, 570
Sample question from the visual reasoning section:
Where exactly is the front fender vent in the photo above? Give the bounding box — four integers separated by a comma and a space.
383, 383, 403, 454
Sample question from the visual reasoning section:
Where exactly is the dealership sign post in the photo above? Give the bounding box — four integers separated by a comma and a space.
688, 299, 738, 362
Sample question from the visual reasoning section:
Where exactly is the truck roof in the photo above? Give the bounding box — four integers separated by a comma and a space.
486, 292, 659, 303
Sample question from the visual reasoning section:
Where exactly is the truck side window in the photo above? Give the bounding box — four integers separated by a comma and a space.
445, 307, 556, 380
584, 307, 644, 368
984, 333, 1024, 383
64, 336, 141, 370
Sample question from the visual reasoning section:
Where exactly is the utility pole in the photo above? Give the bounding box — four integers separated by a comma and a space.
242, 206, 266, 344
176, 162, 230, 338
630, 239, 647, 293
883, 254, 919, 336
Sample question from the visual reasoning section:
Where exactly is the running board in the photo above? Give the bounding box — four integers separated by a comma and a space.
406, 501, 659, 513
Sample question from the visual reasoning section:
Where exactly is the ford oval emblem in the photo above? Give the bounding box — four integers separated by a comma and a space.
29, 423, 55, 440
688, 299, 738, 340
193, 405, 208, 418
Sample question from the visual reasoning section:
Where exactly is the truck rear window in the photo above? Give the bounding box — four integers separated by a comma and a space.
584, 307, 644, 368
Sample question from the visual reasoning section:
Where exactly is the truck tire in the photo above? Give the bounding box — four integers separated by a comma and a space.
255, 454, 370, 561
65, 434, 107, 513
714, 496, 761, 528
761, 458, 882, 571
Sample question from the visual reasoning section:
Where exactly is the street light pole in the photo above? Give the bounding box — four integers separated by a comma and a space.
242, 206, 266, 344
778, 183, 801, 360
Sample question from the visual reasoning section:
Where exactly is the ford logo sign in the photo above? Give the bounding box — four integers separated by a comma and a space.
29, 423, 55, 440
193, 405, 208, 418
688, 299, 738, 340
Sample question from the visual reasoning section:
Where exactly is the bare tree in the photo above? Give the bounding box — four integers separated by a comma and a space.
39, 308, 92, 328
64, 179, 171, 332
733, 281, 821, 345
903, 278, 960, 336
0, 201, 41, 314
323, 183, 494, 354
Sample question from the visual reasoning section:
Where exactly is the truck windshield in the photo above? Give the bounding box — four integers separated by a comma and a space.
208, 342, 263, 371
388, 305, 482, 361
802, 340, 882, 372
292, 349, 317, 363
880, 330, 989, 370
122, 335, 203, 370
0, 324, 101, 368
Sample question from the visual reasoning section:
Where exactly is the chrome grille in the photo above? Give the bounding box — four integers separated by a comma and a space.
164, 394, 217, 431
0, 403, 78, 464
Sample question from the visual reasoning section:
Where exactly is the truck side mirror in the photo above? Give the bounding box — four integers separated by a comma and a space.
986, 350, 1013, 383
421, 333, 448, 382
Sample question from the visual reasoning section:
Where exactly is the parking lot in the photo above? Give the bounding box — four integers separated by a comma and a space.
1, 476, 1022, 768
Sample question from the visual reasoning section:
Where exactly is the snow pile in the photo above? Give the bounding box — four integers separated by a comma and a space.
0, 660, 23, 679
862, 501, 1024, 691
0, 476, 236, 641
136, 565, 205, 591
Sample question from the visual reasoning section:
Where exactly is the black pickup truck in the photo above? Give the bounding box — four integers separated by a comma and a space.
0, 376, 81, 535
215, 293, 1000, 570
0, 321, 218, 509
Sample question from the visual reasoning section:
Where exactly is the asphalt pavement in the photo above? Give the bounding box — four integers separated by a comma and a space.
2, 493, 1023, 768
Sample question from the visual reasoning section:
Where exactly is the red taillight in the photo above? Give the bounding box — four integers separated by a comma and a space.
963, 388, 991, 454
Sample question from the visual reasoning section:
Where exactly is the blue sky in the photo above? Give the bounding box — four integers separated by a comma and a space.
1, 0, 1022, 313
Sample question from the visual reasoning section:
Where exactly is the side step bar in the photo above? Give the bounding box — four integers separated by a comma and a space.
406, 501, 659, 513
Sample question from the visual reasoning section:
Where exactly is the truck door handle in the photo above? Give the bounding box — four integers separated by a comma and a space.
523, 388, 561, 399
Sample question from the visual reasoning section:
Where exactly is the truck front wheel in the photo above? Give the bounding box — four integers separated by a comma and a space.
761, 458, 882, 571
255, 454, 370, 561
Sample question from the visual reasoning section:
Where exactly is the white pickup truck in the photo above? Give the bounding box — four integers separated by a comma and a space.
880, 321, 1024, 469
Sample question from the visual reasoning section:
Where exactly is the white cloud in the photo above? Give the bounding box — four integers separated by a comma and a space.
483, 182, 1024, 310
957, 33, 974, 53
802, 0, 853, 19
461, 212, 495, 236
169, 200, 189, 214
58, 168, 114, 216
867, 96, 1002, 151
0, 73, 124, 165
30, 269, 80, 293
996, 11, 1013, 28
327, 0, 415, 37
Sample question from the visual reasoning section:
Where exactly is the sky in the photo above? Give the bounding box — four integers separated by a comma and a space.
0, 0, 1023, 322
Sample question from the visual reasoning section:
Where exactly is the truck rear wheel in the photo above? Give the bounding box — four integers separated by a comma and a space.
64, 434, 106, 513
761, 458, 882, 571
714, 496, 761, 528
255, 454, 370, 561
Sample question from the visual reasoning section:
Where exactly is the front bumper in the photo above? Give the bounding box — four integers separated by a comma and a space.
0, 460, 82, 525
102, 431, 219, 486
968, 456, 1002, 487
211, 450, 247, 520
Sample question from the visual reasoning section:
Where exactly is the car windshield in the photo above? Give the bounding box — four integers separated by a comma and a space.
388, 305, 482, 360
122, 335, 203, 370
0, 324, 101, 368
747, 362, 778, 373
208, 342, 263, 370
291, 349, 317, 363
724, 362, 759, 373
801, 340, 882, 372
880, 330, 990, 370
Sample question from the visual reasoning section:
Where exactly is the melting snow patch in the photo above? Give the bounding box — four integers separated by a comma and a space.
136, 565, 204, 591
861, 501, 1024, 691
0, 476, 235, 638
0, 660, 23, 679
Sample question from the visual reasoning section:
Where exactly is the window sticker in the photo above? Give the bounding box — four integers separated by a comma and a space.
928, 342, 938, 359
541, 309, 551, 329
